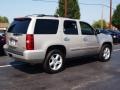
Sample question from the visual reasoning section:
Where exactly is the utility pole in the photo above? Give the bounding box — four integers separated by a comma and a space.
64, 0, 67, 17
109, 0, 112, 29
101, 2, 104, 29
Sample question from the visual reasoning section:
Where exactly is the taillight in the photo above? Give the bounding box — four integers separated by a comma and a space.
26, 34, 34, 50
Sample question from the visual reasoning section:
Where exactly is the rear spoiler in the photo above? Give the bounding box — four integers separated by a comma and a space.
14, 17, 31, 21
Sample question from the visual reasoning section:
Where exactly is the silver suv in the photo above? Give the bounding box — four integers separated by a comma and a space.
4, 15, 113, 73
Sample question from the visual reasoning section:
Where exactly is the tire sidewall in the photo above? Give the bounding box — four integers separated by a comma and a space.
43, 49, 65, 74
99, 45, 112, 62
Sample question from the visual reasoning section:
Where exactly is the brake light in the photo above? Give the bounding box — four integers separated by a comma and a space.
26, 34, 34, 50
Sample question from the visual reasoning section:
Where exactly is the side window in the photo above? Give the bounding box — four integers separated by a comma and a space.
64, 20, 78, 35
34, 19, 59, 34
80, 22, 95, 35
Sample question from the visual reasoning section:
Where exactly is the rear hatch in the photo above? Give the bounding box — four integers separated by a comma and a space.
6, 18, 31, 52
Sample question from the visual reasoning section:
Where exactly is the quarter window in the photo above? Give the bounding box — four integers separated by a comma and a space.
34, 19, 59, 34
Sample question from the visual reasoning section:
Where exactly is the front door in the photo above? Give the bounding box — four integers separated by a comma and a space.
79, 21, 100, 55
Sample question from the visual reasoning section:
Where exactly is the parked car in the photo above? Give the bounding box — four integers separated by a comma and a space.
4, 14, 113, 73
0, 30, 6, 55
109, 30, 120, 43
100, 29, 120, 44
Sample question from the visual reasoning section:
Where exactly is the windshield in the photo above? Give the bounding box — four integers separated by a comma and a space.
8, 18, 31, 34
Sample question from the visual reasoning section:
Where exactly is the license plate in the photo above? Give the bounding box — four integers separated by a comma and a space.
9, 40, 16, 46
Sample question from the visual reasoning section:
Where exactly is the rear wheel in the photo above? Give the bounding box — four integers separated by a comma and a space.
43, 49, 65, 74
98, 44, 112, 62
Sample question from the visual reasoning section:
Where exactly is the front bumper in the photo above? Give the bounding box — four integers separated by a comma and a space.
4, 44, 45, 64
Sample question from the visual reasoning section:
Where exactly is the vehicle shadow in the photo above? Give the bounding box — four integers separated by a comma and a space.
65, 57, 97, 68
10, 57, 97, 74
10, 61, 44, 74
0, 50, 5, 56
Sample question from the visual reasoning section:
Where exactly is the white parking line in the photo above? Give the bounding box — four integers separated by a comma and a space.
0, 64, 12, 68
0, 64, 25, 68
72, 75, 113, 90
113, 49, 120, 52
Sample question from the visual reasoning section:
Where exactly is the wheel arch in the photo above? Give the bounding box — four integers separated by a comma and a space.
102, 42, 113, 50
46, 45, 66, 57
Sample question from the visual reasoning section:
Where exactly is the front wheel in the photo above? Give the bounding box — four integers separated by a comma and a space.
98, 45, 112, 62
43, 49, 65, 74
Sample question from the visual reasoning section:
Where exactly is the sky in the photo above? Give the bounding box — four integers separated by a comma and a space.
0, 0, 120, 24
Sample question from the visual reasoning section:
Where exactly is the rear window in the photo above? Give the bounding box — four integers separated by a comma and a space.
8, 18, 31, 34
34, 19, 59, 34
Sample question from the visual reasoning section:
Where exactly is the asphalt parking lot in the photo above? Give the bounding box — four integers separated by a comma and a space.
0, 45, 120, 90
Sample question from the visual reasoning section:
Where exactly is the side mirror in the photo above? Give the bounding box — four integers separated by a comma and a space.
95, 29, 100, 35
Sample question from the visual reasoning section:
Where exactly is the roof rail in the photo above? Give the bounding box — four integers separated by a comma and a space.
25, 14, 59, 17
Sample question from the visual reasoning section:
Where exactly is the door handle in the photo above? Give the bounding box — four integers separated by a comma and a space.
64, 37, 70, 41
83, 37, 88, 41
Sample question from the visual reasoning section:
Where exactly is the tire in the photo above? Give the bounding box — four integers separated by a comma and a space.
43, 49, 65, 74
98, 44, 112, 62
0, 48, 4, 56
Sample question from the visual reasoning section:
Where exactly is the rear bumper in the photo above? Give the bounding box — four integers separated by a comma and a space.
4, 44, 45, 64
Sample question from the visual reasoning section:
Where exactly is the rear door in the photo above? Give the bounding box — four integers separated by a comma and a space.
79, 21, 100, 55
63, 20, 85, 58
7, 18, 31, 52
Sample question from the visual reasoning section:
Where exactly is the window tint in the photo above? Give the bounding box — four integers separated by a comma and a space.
34, 19, 59, 34
64, 20, 78, 35
8, 18, 31, 34
80, 22, 94, 35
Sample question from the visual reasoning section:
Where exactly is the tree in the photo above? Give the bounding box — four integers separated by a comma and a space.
112, 4, 120, 29
92, 20, 107, 29
0, 16, 9, 23
55, 0, 80, 19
